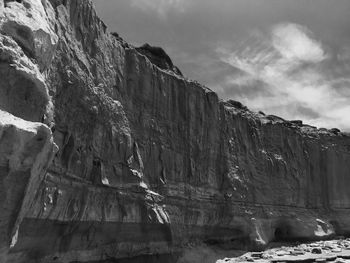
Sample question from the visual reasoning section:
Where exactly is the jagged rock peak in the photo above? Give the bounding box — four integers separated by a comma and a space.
136, 43, 183, 76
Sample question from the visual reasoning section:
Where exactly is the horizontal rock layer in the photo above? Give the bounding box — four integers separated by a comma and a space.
0, 0, 350, 262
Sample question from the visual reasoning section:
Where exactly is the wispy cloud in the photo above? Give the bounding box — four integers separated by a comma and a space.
217, 23, 350, 130
130, 0, 188, 18
272, 23, 326, 63
94, 0, 350, 131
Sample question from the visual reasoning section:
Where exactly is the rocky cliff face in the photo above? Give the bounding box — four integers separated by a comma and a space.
0, 0, 350, 262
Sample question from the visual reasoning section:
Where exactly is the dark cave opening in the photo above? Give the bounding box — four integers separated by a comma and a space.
274, 228, 283, 240
274, 225, 291, 242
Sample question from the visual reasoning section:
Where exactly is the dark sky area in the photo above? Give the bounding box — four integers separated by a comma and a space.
93, 0, 350, 130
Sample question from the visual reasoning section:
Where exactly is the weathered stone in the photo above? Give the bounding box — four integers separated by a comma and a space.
0, 110, 57, 261
0, 0, 58, 69
291, 120, 303, 126
136, 43, 183, 76
312, 248, 323, 254
251, 252, 263, 258
0, 0, 350, 262
290, 250, 305, 256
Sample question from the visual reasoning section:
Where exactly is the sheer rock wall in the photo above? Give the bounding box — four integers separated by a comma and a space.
0, 0, 350, 262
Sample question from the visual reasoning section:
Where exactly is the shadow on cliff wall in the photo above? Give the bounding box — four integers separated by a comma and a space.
71, 253, 180, 263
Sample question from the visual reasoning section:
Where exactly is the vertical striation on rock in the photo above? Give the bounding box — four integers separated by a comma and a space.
0, 0, 350, 262
0, 110, 57, 261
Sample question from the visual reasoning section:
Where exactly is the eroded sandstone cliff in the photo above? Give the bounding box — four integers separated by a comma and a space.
0, 0, 350, 262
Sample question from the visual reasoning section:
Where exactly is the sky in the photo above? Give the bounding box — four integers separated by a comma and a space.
93, 0, 350, 131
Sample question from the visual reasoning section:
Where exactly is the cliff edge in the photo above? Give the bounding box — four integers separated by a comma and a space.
0, 1, 350, 262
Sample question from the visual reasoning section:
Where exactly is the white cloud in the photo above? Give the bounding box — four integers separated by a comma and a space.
217, 23, 350, 131
272, 23, 326, 63
130, 0, 187, 17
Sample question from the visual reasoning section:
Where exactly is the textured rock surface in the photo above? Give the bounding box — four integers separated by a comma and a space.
0, 0, 350, 262
0, 110, 57, 261
218, 239, 350, 263
136, 43, 183, 76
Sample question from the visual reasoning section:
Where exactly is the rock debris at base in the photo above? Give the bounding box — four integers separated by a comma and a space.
219, 239, 350, 263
